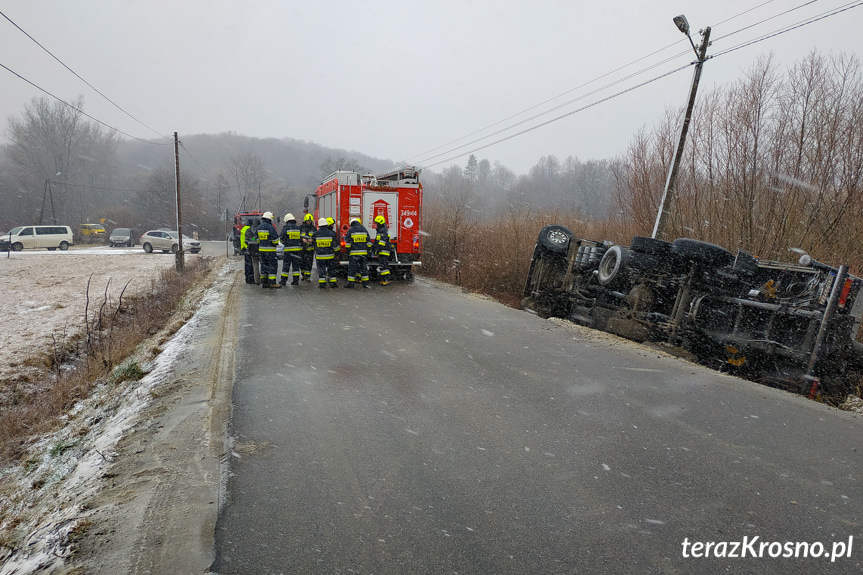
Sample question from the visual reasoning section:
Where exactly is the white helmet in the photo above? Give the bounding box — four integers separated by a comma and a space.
349, 217, 360, 225
285, 213, 295, 222
262, 211, 273, 220
318, 217, 328, 227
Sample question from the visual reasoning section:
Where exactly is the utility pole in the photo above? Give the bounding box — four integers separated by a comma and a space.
174, 132, 185, 272
652, 21, 711, 240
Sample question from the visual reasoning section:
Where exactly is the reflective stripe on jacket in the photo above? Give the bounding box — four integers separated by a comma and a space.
300, 221, 317, 251
375, 223, 391, 256
239, 225, 250, 250
313, 227, 339, 260
345, 224, 371, 256
257, 220, 279, 252
280, 221, 303, 252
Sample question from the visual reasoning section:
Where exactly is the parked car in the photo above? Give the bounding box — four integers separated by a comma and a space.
0, 225, 75, 251
108, 228, 136, 247
140, 230, 201, 254
79, 223, 107, 242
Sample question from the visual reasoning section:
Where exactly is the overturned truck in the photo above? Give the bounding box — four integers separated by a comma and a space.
522, 225, 863, 401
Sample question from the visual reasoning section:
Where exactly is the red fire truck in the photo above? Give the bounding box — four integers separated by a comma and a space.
229, 208, 264, 255
306, 166, 422, 280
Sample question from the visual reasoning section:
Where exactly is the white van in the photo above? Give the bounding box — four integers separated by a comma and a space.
0, 225, 75, 251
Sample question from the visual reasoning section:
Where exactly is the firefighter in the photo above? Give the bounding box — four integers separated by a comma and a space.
313, 217, 340, 288
374, 214, 392, 285
344, 217, 372, 289
299, 213, 317, 282
278, 213, 303, 286
239, 220, 255, 284
245, 219, 261, 285
257, 211, 281, 289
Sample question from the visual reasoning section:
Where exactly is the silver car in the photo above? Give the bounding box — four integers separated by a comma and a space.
108, 228, 136, 247
140, 230, 201, 254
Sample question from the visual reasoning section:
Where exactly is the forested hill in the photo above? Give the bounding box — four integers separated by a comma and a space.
116, 132, 396, 192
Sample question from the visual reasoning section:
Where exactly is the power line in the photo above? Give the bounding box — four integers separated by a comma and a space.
420, 65, 690, 170
406, 3, 794, 167
712, 1, 863, 58
0, 61, 170, 146
178, 140, 212, 181
415, 0, 859, 170
0, 9, 172, 142
404, 39, 688, 165
413, 51, 689, 167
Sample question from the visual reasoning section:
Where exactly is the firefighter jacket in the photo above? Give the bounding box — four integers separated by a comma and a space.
280, 221, 303, 253
245, 223, 260, 252
313, 226, 339, 260
239, 225, 250, 250
375, 223, 391, 256
345, 223, 371, 256
300, 221, 317, 251
256, 219, 279, 252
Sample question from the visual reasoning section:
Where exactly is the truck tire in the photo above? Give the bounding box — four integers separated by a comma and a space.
671, 238, 734, 267
538, 225, 573, 254
597, 245, 628, 285
630, 236, 672, 256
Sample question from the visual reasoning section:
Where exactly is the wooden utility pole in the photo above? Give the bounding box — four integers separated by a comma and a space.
174, 132, 185, 272
652, 26, 711, 240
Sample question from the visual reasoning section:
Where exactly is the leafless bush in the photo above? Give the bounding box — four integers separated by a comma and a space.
615, 50, 863, 271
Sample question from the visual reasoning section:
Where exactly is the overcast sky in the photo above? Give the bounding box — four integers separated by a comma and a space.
1, 1, 860, 175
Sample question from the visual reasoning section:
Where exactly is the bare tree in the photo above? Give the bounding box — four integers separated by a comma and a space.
4, 96, 118, 224
225, 151, 267, 210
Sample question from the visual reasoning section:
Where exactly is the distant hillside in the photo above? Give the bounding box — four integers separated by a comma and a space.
116, 132, 398, 190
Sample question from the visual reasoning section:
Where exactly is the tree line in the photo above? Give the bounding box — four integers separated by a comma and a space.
420, 51, 863, 305
2, 49, 859, 293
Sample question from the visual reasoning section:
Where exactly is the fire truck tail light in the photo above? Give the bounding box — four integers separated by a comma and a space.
413, 235, 420, 250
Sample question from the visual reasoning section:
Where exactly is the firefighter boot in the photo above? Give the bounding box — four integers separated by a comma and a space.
261, 278, 269, 289
363, 280, 372, 289
330, 281, 338, 288
271, 280, 282, 289
279, 278, 287, 287
344, 282, 354, 289
291, 278, 300, 285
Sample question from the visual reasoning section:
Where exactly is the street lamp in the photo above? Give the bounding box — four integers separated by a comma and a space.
651, 16, 712, 240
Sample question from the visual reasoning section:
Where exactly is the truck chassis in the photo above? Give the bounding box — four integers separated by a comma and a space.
522, 226, 863, 401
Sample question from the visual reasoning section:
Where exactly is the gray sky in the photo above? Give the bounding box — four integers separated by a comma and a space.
1, 0, 860, 174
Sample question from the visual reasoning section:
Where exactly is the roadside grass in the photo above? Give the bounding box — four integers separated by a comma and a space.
420, 210, 629, 307
0, 257, 215, 461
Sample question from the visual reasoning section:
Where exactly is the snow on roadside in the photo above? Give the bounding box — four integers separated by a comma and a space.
0, 253, 231, 573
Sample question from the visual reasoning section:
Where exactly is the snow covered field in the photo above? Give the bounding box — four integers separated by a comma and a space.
0, 244, 234, 574
0, 245, 185, 386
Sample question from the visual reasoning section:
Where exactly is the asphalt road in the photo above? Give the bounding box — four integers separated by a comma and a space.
212, 268, 862, 575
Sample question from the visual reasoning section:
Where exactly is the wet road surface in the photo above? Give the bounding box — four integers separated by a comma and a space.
213, 275, 862, 574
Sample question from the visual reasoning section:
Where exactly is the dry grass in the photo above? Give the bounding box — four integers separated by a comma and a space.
0, 257, 215, 461
420, 209, 634, 307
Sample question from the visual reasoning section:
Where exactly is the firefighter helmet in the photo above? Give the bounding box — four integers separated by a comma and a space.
374, 215, 386, 225
285, 213, 295, 222
318, 217, 328, 227
349, 217, 360, 225
262, 211, 273, 220
326, 217, 335, 226
304, 213, 314, 221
